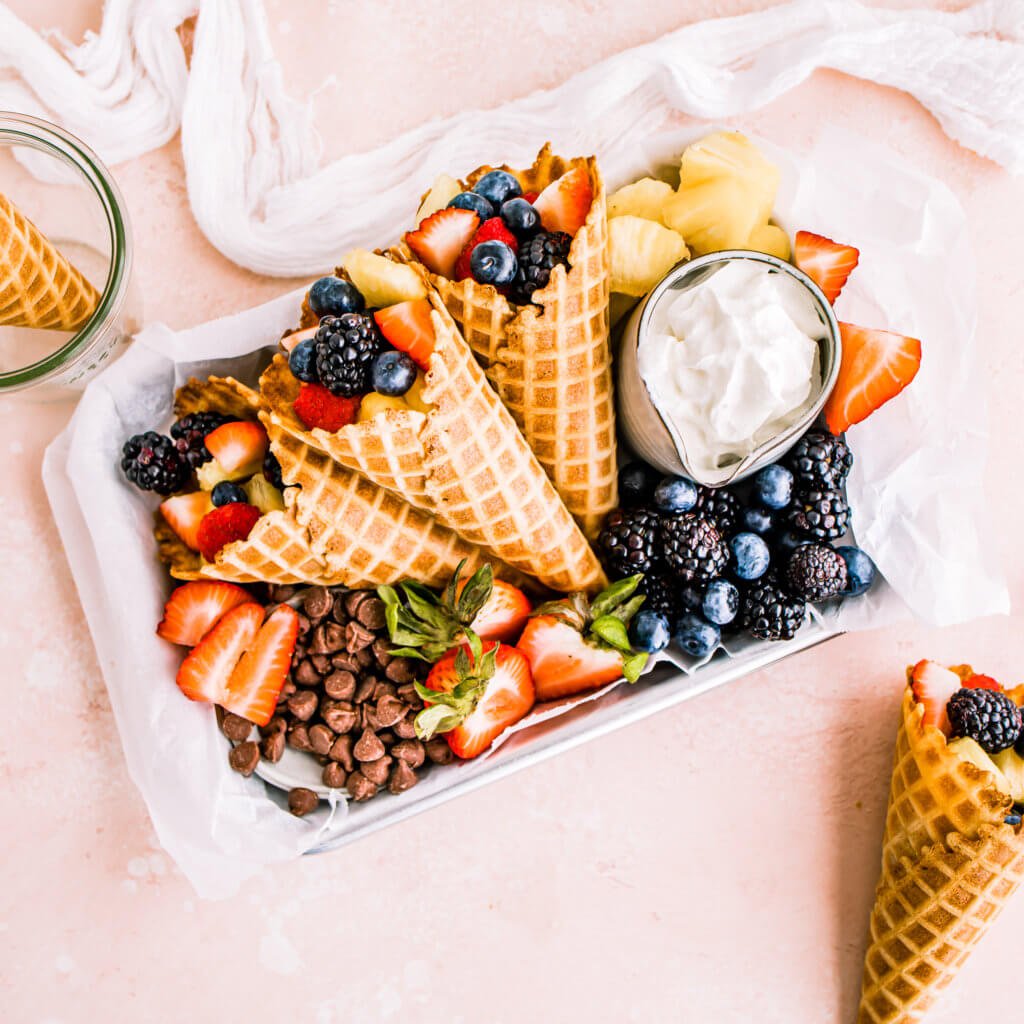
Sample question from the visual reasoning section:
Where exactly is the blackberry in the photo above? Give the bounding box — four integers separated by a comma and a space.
508, 230, 572, 305
263, 450, 285, 490
169, 411, 230, 469
695, 486, 740, 535
741, 574, 806, 642
314, 313, 387, 397
787, 431, 853, 492
597, 508, 662, 576
786, 543, 848, 601
660, 515, 728, 582
788, 487, 850, 541
639, 572, 681, 618
948, 688, 1022, 754
121, 431, 188, 495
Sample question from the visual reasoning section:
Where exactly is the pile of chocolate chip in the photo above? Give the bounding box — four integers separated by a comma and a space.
221, 585, 454, 814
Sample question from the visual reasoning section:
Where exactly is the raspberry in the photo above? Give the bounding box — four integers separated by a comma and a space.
293, 383, 361, 432
197, 503, 261, 562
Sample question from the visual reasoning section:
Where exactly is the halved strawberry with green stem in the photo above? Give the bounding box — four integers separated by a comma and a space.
794, 231, 859, 305
516, 575, 648, 701
176, 602, 264, 704
415, 636, 535, 759
157, 580, 252, 646
223, 604, 300, 725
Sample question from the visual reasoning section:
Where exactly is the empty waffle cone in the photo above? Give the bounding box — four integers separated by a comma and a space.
0, 192, 99, 331
261, 279, 606, 594
402, 146, 617, 538
857, 680, 1024, 1023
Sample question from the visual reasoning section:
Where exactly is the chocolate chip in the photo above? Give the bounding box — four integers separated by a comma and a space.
302, 587, 333, 621
392, 716, 418, 740
308, 723, 335, 756
388, 759, 419, 794
396, 684, 423, 710
288, 787, 319, 816
372, 637, 394, 668
355, 647, 374, 669
278, 680, 297, 699
267, 584, 298, 604
322, 622, 346, 652
355, 597, 387, 630
287, 690, 318, 722
308, 624, 331, 655
377, 731, 395, 747
324, 670, 357, 701
344, 590, 372, 618
361, 704, 381, 732
346, 770, 378, 802
309, 654, 332, 674
331, 594, 349, 624
374, 695, 407, 728
330, 653, 361, 673
391, 739, 426, 769
372, 680, 397, 701
295, 612, 311, 634
385, 657, 416, 684
346, 621, 376, 653
322, 762, 347, 788
287, 722, 313, 752
354, 676, 377, 704
353, 728, 385, 762
228, 741, 260, 777
259, 715, 287, 737
219, 711, 253, 742
328, 734, 355, 772
424, 737, 454, 765
360, 754, 392, 786
260, 729, 285, 763
293, 659, 321, 686
321, 700, 358, 734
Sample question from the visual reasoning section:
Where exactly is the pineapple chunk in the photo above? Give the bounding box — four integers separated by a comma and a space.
948, 737, 1014, 798
244, 473, 286, 513
357, 392, 411, 422
992, 748, 1024, 802
608, 216, 689, 297
747, 223, 791, 261
404, 372, 433, 414
415, 174, 462, 222
342, 250, 426, 307
607, 177, 674, 225
662, 178, 760, 257
680, 131, 781, 224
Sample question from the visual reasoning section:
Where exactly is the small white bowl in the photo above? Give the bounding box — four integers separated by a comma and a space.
616, 250, 842, 487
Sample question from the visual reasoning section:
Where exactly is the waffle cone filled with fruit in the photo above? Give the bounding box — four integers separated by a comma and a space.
0, 192, 99, 331
400, 146, 617, 538
858, 665, 1024, 1024
261, 267, 606, 595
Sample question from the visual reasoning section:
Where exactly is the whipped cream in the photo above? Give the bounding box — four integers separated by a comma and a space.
638, 259, 824, 479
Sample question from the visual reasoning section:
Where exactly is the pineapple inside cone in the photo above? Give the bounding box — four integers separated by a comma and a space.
857, 672, 1024, 1024
0, 192, 99, 331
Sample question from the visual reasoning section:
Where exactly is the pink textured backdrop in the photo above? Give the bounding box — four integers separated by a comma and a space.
1, 2, 1020, 1021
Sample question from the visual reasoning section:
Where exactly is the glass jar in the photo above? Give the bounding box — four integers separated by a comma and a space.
0, 112, 136, 399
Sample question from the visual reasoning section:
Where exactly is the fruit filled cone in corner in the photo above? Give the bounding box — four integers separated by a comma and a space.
858, 662, 1024, 1024
400, 145, 617, 539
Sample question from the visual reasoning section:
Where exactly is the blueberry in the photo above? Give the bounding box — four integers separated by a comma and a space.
730, 532, 771, 581
774, 530, 810, 560
473, 170, 522, 207
1006, 813, 1022, 827
372, 350, 417, 397
836, 545, 877, 597
212, 481, 247, 507
308, 276, 364, 317
753, 463, 794, 510
618, 461, 660, 507
500, 197, 540, 237
653, 475, 699, 513
740, 506, 775, 535
631, 610, 670, 653
288, 338, 319, 383
703, 579, 739, 626
673, 613, 720, 659
679, 582, 705, 613
448, 191, 495, 220
470, 240, 517, 285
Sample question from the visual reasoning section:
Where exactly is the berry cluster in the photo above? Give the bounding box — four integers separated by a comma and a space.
601, 429, 876, 660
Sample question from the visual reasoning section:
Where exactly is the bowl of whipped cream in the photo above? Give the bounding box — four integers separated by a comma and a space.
616, 251, 841, 487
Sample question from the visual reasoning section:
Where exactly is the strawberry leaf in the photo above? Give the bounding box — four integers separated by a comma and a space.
590, 574, 643, 618
455, 564, 493, 625
415, 704, 463, 740
590, 615, 632, 652
622, 651, 649, 684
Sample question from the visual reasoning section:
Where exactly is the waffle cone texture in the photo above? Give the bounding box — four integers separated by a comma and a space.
155, 376, 513, 589
261, 278, 606, 594
405, 146, 617, 538
0, 192, 99, 331
857, 679, 1024, 1024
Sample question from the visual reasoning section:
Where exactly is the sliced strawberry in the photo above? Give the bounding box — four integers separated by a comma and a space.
517, 616, 625, 702
824, 322, 922, 433
453, 217, 520, 281
204, 421, 268, 475
910, 660, 963, 734
280, 325, 318, 354
175, 602, 263, 704
963, 674, 1002, 692
404, 207, 479, 278
522, 191, 539, 204
533, 166, 593, 236
456, 577, 532, 644
293, 382, 361, 432
223, 604, 300, 725
794, 231, 860, 304
196, 502, 262, 562
374, 299, 435, 371
160, 490, 213, 551
157, 581, 251, 646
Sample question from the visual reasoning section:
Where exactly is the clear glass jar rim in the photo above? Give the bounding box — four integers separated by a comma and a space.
0, 112, 132, 390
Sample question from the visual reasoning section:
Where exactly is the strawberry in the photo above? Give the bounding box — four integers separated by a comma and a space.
374, 299, 435, 371
196, 502, 261, 562
156, 581, 251, 646
456, 576, 532, 643
910, 660, 1001, 735
454, 217, 520, 281
824, 322, 922, 433
516, 576, 649, 701
404, 207, 479, 278
793, 231, 860, 304
293, 382, 361, 432
533, 166, 593, 235
415, 639, 534, 759
175, 602, 263, 704
223, 604, 300, 725
963, 674, 1002, 692
522, 191, 539, 204
159, 490, 213, 551
204, 420, 268, 475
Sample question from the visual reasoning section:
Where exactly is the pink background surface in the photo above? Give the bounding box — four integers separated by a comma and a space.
2, 1, 1021, 1021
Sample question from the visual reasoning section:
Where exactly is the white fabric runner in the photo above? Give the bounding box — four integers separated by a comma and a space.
1, 0, 1022, 275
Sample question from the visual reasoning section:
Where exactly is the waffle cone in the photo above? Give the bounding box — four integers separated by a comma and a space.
260, 281, 606, 594
405, 146, 617, 538
0, 193, 99, 331
857, 682, 1024, 1023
